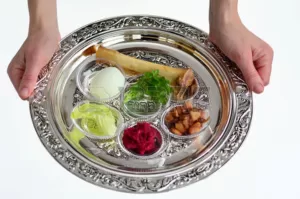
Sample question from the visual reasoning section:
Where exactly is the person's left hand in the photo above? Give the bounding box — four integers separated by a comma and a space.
209, 16, 273, 94
7, 27, 60, 100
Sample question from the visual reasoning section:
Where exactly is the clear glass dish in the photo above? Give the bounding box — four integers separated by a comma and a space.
161, 101, 211, 139
70, 100, 124, 140
120, 75, 171, 119
170, 75, 200, 103
116, 120, 168, 160
76, 58, 126, 103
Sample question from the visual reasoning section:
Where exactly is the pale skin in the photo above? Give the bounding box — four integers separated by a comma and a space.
7, 0, 273, 100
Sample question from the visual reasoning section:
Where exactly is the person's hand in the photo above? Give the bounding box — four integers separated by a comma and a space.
7, 28, 60, 100
209, 16, 273, 94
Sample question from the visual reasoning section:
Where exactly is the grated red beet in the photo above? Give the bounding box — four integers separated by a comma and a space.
122, 122, 162, 156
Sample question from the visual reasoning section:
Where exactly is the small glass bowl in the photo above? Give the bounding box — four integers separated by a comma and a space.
171, 76, 200, 103
161, 101, 210, 140
70, 101, 124, 140
120, 75, 171, 119
76, 58, 126, 103
116, 120, 168, 160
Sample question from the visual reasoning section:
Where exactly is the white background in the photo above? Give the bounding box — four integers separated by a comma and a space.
0, 0, 299, 198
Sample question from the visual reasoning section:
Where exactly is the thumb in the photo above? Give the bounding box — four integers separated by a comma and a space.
18, 57, 43, 100
236, 56, 264, 94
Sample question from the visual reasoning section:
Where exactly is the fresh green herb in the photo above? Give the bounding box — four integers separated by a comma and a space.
124, 70, 172, 105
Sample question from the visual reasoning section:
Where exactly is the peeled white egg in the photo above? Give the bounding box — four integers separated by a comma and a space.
89, 67, 125, 99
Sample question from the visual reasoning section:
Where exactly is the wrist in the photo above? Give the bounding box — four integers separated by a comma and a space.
29, 19, 59, 35
27, 0, 58, 36
209, 0, 240, 30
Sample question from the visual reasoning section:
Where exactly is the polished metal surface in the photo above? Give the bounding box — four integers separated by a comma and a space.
29, 15, 253, 193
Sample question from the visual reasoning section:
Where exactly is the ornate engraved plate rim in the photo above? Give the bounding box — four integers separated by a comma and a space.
29, 15, 253, 193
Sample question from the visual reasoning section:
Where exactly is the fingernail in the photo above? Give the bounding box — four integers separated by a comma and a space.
20, 87, 29, 98
254, 83, 264, 93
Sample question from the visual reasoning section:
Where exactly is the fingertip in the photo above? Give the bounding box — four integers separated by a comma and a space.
245, 76, 264, 94
264, 78, 270, 86
257, 67, 271, 87
18, 87, 29, 100
18, 72, 38, 100
253, 83, 264, 94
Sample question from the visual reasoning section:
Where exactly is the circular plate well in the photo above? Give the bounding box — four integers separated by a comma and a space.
29, 15, 252, 193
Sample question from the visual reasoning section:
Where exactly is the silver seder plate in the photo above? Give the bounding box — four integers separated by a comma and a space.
29, 15, 253, 193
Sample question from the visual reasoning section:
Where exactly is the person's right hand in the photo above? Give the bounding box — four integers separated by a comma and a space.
7, 27, 60, 100
209, 16, 273, 94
